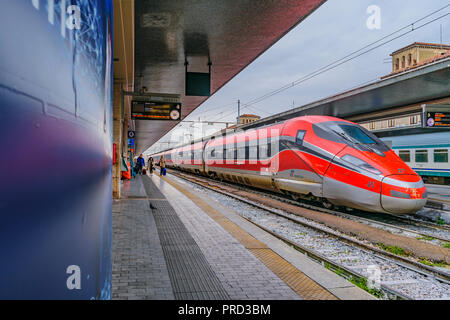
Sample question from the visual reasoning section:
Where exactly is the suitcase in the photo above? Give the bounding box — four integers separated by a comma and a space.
142, 168, 147, 175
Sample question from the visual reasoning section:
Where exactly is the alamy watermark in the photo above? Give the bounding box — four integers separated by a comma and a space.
366, 5, 381, 30
366, 265, 381, 290
31, 0, 81, 38
66, 265, 81, 290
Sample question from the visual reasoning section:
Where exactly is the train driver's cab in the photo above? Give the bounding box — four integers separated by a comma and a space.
312, 121, 390, 156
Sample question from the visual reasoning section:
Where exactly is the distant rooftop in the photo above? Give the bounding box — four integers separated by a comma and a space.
390, 42, 450, 56
382, 50, 450, 79
240, 114, 260, 118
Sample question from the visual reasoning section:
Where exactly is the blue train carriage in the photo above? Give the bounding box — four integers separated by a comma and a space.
382, 131, 450, 185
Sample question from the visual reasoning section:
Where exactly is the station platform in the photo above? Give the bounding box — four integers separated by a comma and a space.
112, 173, 375, 300
420, 184, 450, 223
426, 184, 450, 208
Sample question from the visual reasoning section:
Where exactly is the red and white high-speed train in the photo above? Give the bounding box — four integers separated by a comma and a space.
152, 116, 427, 214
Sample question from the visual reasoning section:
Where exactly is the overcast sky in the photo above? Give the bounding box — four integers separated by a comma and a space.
146, 0, 450, 154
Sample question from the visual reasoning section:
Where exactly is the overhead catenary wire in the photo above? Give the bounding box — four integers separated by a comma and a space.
208, 5, 450, 122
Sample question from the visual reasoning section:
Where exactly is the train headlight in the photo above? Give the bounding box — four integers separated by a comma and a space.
341, 154, 382, 175
390, 190, 411, 199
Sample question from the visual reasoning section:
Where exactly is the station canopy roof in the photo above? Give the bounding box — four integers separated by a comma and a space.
240, 57, 450, 130
132, 0, 326, 154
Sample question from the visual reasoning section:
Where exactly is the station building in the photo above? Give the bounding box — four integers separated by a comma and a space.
388, 42, 450, 75
238, 114, 261, 125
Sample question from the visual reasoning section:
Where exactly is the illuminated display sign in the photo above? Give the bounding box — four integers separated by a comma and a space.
131, 101, 181, 121
422, 104, 450, 128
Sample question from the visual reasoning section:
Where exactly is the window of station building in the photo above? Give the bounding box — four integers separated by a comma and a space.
410, 115, 419, 125
399, 150, 411, 162
401, 56, 405, 68
369, 122, 376, 130
415, 149, 428, 163
395, 58, 399, 70
408, 54, 412, 66
434, 149, 448, 163
388, 119, 395, 128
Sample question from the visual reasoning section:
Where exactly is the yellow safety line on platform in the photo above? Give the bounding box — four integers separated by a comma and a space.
124, 198, 168, 201
159, 174, 338, 300
429, 197, 450, 204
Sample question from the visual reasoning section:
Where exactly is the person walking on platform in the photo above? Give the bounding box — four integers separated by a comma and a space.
147, 156, 154, 175
159, 155, 166, 176
136, 154, 145, 175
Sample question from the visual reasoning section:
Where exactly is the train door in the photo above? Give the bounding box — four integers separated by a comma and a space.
274, 129, 323, 197
201, 139, 209, 174
323, 146, 382, 212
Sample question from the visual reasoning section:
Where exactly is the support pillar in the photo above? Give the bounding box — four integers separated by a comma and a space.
112, 82, 124, 199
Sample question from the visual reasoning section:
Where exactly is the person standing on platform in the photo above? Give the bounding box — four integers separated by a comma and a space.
159, 155, 166, 176
136, 154, 145, 175
130, 154, 136, 179
147, 156, 154, 174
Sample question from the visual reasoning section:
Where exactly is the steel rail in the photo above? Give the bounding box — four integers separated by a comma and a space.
170, 171, 450, 283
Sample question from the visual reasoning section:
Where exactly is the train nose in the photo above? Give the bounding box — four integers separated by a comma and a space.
381, 174, 427, 214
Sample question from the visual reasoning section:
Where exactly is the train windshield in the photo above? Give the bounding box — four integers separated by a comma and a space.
336, 124, 376, 144
313, 121, 389, 154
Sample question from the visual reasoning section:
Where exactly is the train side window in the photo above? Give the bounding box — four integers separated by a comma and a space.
399, 150, 410, 162
249, 145, 258, 160
415, 149, 428, 163
237, 147, 246, 160
259, 144, 268, 159
296, 130, 306, 145
434, 149, 448, 163
227, 147, 234, 160
210, 149, 215, 158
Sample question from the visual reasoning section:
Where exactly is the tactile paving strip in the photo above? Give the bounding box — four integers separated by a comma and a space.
250, 249, 337, 300
142, 177, 230, 300
161, 175, 338, 300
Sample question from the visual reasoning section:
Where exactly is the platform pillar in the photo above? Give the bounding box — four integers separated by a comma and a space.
112, 82, 124, 199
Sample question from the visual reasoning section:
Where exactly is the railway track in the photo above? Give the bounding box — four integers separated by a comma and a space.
171, 170, 449, 245
167, 170, 450, 300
